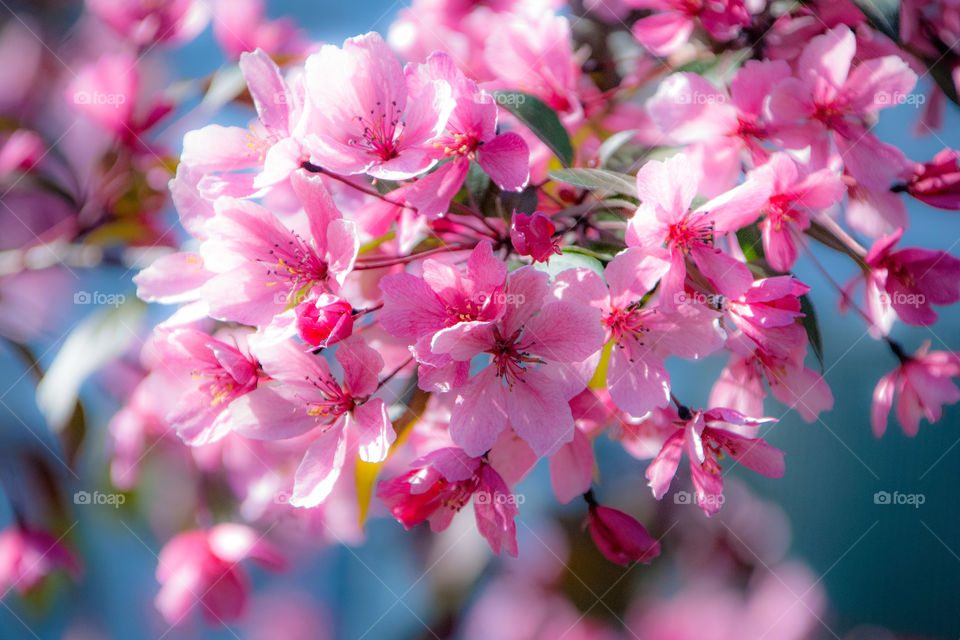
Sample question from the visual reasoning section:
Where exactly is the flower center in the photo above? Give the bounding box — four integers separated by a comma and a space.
303, 374, 353, 421
667, 214, 714, 253
350, 100, 404, 161
444, 299, 484, 324
193, 368, 240, 407
813, 101, 847, 129
735, 116, 765, 140
436, 132, 481, 158
606, 305, 654, 348
262, 234, 329, 302
764, 194, 796, 231
487, 326, 543, 389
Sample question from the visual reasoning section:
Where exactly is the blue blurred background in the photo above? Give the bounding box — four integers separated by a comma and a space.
1, 1, 959, 638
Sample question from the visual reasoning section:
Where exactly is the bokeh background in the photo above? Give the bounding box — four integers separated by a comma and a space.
1, 1, 958, 638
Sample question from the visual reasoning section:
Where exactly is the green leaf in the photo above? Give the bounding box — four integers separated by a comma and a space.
499, 185, 539, 215
736, 224, 765, 264
600, 197, 640, 210
465, 160, 491, 197
926, 51, 960, 106
596, 129, 638, 167
36, 296, 145, 431
493, 91, 574, 167
799, 294, 825, 372
673, 57, 722, 76
533, 248, 606, 278
548, 168, 636, 196
854, 0, 899, 42
804, 222, 869, 271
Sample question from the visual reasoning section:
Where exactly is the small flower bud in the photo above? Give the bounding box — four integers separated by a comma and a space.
295, 294, 354, 347
510, 211, 562, 262
586, 504, 660, 566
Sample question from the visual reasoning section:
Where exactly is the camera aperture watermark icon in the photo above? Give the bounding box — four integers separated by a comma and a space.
74, 291, 126, 307
874, 490, 925, 508
74, 490, 126, 508
674, 490, 724, 508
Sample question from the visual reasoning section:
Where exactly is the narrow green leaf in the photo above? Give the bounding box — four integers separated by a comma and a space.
465, 160, 491, 197
548, 168, 636, 196
799, 294, 825, 372
493, 91, 574, 166
596, 129, 638, 167
804, 222, 869, 271
36, 297, 145, 431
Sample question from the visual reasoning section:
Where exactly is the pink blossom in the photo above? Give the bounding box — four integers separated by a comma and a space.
898, 148, 960, 210
0, 525, 80, 597
377, 446, 519, 556
710, 355, 767, 419
182, 49, 304, 193
66, 54, 172, 145
629, 563, 826, 640
626, 153, 770, 308
585, 501, 660, 565
300, 32, 455, 180
155, 328, 261, 446
767, 25, 918, 191
510, 212, 562, 262
864, 228, 960, 328
745, 153, 845, 272
646, 61, 791, 196
431, 267, 604, 456
872, 341, 960, 437
645, 406, 785, 516
197, 172, 358, 326
462, 575, 619, 640
483, 13, 582, 121
211, 0, 306, 60
549, 426, 594, 504
554, 250, 725, 418
845, 179, 909, 238
0, 130, 45, 176
387, 1, 492, 81
724, 276, 810, 361
155, 524, 284, 626
134, 251, 213, 306
379, 241, 508, 392
86, 0, 209, 47
0, 19, 43, 116
295, 293, 354, 347
713, 328, 834, 423
225, 335, 395, 507
404, 53, 529, 216
627, 0, 750, 56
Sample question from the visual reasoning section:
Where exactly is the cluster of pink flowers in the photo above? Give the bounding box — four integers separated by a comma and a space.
3, 0, 960, 633
125, 0, 960, 622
